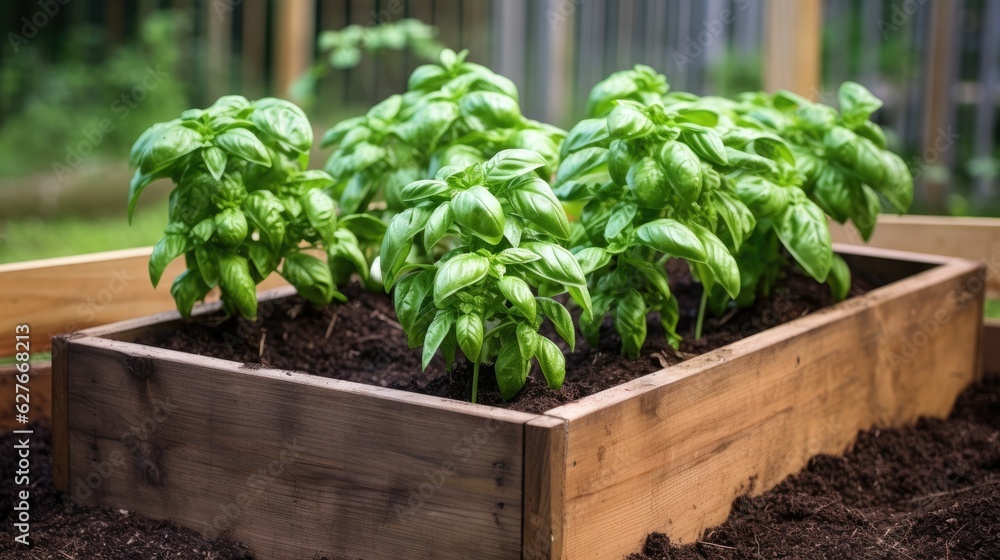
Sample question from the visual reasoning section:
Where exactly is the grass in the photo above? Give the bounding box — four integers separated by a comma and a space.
0, 202, 167, 264
986, 299, 1000, 320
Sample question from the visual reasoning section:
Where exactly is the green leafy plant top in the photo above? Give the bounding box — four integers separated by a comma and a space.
129, 95, 377, 319
377, 149, 591, 402
320, 48, 565, 215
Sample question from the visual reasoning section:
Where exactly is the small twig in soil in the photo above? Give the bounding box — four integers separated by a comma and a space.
370, 309, 404, 332
324, 312, 339, 340
288, 302, 305, 319
906, 479, 1000, 503
715, 306, 739, 328
697, 541, 737, 550
258, 330, 267, 360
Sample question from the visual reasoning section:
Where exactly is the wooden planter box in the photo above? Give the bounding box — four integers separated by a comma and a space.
52, 244, 985, 560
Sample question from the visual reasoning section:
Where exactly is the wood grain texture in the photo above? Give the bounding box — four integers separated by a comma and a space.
0, 362, 50, 431
64, 336, 536, 560
830, 215, 1000, 297
523, 416, 567, 560
763, 0, 821, 97
529, 248, 984, 558
0, 247, 288, 357
984, 319, 1000, 374
51, 335, 70, 492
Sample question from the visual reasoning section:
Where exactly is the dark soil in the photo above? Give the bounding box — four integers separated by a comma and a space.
629, 374, 1000, 560
135, 262, 868, 414
0, 424, 252, 559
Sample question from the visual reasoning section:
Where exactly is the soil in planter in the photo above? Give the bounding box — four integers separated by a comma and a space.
628, 374, 1000, 560
0, 424, 252, 559
134, 262, 872, 414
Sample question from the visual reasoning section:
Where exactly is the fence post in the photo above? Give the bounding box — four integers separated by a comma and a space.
274, 0, 316, 97
763, 0, 822, 98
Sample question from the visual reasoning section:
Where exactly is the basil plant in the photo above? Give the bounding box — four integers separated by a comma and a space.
129, 96, 378, 320
377, 149, 591, 403
321, 48, 565, 216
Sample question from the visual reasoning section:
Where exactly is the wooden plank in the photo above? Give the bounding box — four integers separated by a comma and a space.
0, 363, 51, 431
984, 319, 1000, 375
763, 0, 821, 97
63, 336, 535, 560
523, 415, 567, 560
830, 215, 1000, 297
51, 336, 69, 492
0, 247, 288, 358
274, 0, 316, 96
534, 248, 984, 557
240, 0, 268, 97
919, 0, 959, 212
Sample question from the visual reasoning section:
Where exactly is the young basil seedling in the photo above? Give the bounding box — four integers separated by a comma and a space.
129, 96, 377, 319
377, 149, 590, 403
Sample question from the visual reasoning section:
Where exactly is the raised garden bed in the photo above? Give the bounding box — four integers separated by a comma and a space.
51, 244, 985, 560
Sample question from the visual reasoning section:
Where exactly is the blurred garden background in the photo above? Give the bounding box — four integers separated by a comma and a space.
0, 0, 996, 263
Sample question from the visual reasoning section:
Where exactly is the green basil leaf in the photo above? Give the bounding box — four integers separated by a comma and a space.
219, 253, 258, 319
876, 151, 913, 213
195, 245, 220, 287
215, 128, 271, 167
499, 276, 537, 322
301, 189, 338, 244
515, 322, 538, 360
634, 219, 707, 262
321, 116, 366, 147
561, 118, 610, 158
330, 229, 369, 280
724, 147, 778, 175
459, 90, 522, 128
242, 191, 286, 251
251, 97, 312, 153
773, 199, 833, 282
508, 177, 571, 239
456, 313, 484, 361
484, 149, 548, 183
574, 246, 612, 275
494, 341, 530, 401
568, 285, 593, 323
381, 206, 432, 288
170, 269, 211, 318
422, 310, 454, 370
627, 157, 670, 209
394, 269, 436, 333
537, 297, 575, 351
689, 222, 741, 299
733, 176, 790, 217
554, 146, 609, 188
657, 141, 703, 203
149, 234, 188, 287
139, 125, 203, 175
850, 184, 882, 241
127, 169, 157, 224
604, 201, 637, 239
713, 191, 756, 248
535, 337, 566, 389
679, 125, 729, 166
521, 241, 588, 287
452, 186, 505, 244
408, 64, 449, 91
433, 253, 491, 306
607, 104, 654, 140
401, 179, 451, 202
497, 247, 541, 264
424, 202, 453, 253
827, 253, 851, 301
214, 207, 248, 247
281, 252, 336, 307
339, 213, 388, 242
812, 168, 853, 223
247, 243, 278, 278
614, 288, 647, 359
202, 146, 227, 180
394, 101, 459, 148
191, 218, 216, 244
504, 214, 524, 247
838, 81, 883, 127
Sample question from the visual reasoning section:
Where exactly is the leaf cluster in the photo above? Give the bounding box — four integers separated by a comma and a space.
129, 96, 378, 319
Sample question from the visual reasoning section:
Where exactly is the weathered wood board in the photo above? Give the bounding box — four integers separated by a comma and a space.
524, 245, 985, 559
